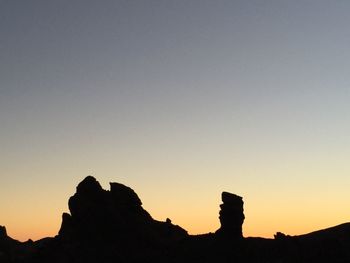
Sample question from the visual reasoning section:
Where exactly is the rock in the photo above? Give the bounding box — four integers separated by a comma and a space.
274, 232, 289, 240
76, 175, 103, 194
58, 213, 73, 238
0, 226, 7, 239
59, 176, 187, 248
216, 192, 244, 238
68, 176, 105, 219
110, 182, 142, 207
5, 176, 350, 262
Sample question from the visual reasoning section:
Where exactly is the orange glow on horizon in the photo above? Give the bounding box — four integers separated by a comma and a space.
5, 199, 350, 242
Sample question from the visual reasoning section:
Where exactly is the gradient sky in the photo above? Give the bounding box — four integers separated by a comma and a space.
1, 0, 350, 241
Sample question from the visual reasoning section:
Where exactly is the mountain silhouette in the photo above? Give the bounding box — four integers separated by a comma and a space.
1, 176, 350, 262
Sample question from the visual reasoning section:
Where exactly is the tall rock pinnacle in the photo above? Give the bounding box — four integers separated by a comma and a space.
216, 192, 245, 238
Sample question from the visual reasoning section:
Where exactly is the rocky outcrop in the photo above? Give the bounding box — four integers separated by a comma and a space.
0, 226, 10, 263
216, 192, 244, 238
60, 176, 154, 242
0, 226, 7, 239
0, 226, 37, 263
58, 176, 187, 252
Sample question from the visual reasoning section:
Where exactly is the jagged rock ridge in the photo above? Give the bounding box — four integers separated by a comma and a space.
2, 176, 350, 263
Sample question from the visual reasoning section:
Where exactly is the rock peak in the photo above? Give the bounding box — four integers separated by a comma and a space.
221, 192, 243, 204
216, 191, 245, 238
0, 225, 7, 238
76, 175, 103, 194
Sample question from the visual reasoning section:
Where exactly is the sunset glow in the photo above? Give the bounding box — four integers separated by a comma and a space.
1, 1, 350, 242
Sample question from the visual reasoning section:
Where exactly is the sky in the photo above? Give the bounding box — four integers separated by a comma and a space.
1, 0, 350, 241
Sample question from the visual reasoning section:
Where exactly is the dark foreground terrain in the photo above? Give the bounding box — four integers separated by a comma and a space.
1, 176, 350, 262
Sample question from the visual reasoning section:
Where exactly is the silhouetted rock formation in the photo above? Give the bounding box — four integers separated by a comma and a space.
216, 191, 244, 239
60, 176, 155, 241
0, 226, 10, 263
0, 225, 38, 263
56, 176, 187, 262
0, 226, 7, 238
3, 176, 350, 263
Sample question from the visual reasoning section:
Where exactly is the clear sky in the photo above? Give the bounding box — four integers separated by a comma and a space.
1, 0, 350, 241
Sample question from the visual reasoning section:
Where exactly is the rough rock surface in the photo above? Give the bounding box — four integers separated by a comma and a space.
216, 191, 245, 238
